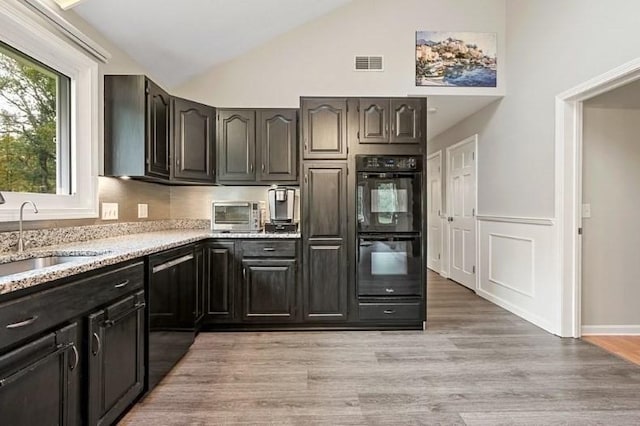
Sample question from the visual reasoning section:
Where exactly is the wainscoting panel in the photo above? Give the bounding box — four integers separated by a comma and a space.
478, 217, 559, 335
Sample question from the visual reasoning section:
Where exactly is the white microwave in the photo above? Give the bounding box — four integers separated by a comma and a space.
211, 201, 265, 232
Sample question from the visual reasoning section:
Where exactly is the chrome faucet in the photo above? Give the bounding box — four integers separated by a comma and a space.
17, 201, 38, 252
0, 192, 5, 204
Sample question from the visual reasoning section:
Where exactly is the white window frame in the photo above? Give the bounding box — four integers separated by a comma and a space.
0, 0, 100, 221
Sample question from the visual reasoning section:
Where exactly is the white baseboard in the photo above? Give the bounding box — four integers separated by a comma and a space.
581, 325, 640, 335
476, 288, 559, 336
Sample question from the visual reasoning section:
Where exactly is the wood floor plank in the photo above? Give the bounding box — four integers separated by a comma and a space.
120, 271, 640, 424
583, 335, 640, 365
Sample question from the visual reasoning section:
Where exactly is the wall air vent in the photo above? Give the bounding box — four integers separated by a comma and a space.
354, 55, 384, 71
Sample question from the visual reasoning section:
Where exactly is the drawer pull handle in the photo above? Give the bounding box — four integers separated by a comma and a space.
262, 247, 275, 252
6, 316, 38, 329
383, 309, 396, 315
385, 288, 395, 293
114, 280, 129, 289
70, 344, 79, 371
92, 332, 102, 356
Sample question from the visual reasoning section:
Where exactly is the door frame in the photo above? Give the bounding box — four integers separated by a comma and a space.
445, 134, 479, 290
557, 57, 640, 337
426, 150, 444, 275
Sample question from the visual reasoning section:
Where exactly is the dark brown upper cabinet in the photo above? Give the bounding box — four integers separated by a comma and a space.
258, 109, 298, 182
147, 80, 172, 177
217, 109, 256, 182
358, 98, 424, 144
104, 75, 216, 184
217, 108, 298, 184
172, 97, 216, 183
105, 75, 171, 180
301, 98, 347, 160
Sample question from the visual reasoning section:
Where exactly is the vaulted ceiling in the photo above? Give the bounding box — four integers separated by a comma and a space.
73, 0, 353, 87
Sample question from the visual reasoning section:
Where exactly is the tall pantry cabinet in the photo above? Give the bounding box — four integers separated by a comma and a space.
300, 98, 349, 321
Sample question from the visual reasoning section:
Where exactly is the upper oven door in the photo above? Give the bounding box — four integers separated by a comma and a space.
357, 234, 422, 297
357, 172, 422, 233
212, 202, 251, 229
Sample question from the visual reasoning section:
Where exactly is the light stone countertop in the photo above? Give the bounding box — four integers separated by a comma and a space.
0, 230, 300, 297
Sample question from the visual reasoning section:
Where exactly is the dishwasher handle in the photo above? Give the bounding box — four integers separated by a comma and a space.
152, 254, 194, 274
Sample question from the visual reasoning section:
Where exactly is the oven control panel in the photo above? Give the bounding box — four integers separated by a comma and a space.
356, 155, 422, 172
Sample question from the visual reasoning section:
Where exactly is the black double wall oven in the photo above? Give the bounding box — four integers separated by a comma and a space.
356, 155, 423, 298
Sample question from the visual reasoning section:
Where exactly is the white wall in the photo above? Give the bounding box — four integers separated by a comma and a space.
174, 0, 506, 106
581, 106, 640, 333
425, 0, 640, 335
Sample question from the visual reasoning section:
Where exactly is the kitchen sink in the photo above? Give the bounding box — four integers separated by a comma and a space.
0, 256, 96, 277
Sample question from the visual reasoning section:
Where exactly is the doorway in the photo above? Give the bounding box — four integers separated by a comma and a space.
580, 82, 640, 338
557, 57, 640, 337
426, 151, 443, 274
446, 135, 477, 290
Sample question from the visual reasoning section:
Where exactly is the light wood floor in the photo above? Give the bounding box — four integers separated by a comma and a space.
583, 335, 640, 366
120, 271, 640, 425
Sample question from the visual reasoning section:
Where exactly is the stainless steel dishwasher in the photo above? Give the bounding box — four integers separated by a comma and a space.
146, 246, 196, 392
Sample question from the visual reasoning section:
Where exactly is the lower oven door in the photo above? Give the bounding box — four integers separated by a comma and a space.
357, 234, 422, 297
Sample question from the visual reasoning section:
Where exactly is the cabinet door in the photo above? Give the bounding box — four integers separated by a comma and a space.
359, 98, 389, 143
146, 79, 171, 178
88, 291, 145, 426
173, 98, 215, 183
390, 98, 423, 144
205, 242, 235, 322
303, 163, 347, 240
0, 323, 80, 426
217, 109, 256, 182
241, 259, 296, 322
301, 98, 347, 159
303, 242, 347, 321
257, 109, 298, 182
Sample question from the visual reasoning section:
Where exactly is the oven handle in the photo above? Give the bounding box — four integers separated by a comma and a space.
358, 235, 420, 243
358, 172, 420, 179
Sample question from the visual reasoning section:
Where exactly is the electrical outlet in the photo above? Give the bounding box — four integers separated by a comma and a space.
582, 203, 591, 218
138, 203, 148, 219
101, 202, 118, 220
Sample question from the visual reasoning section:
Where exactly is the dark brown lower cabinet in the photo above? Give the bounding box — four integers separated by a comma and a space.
88, 291, 145, 426
0, 322, 80, 426
241, 259, 297, 322
303, 241, 347, 321
204, 242, 235, 322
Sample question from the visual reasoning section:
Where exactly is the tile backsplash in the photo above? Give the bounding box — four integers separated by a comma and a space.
0, 177, 299, 233
170, 185, 300, 221
0, 177, 170, 232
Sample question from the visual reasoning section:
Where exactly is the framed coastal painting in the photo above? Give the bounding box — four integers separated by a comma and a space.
416, 31, 497, 87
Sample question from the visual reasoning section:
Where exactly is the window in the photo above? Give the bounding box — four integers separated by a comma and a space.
0, 41, 71, 195
0, 0, 104, 221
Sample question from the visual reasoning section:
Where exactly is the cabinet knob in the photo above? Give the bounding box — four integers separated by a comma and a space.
261, 164, 265, 172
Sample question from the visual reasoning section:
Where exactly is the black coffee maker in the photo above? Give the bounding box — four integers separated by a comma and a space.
266, 186, 297, 232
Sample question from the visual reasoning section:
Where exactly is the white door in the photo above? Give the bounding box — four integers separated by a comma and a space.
426, 152, 443, 272
447, 136, 477, 290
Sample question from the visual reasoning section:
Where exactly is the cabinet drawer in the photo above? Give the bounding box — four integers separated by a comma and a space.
358, 280, 421, 297
0, 262, 143, 351
358, 302, 423, 321
240, 240, 296, 258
